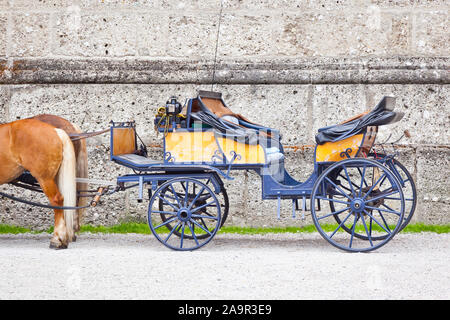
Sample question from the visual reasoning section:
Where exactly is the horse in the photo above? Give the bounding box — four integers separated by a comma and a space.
33, 114, 89, 236
0, 115, 88, 249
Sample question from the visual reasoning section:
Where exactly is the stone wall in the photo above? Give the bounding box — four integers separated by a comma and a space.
0, 0, 448, 229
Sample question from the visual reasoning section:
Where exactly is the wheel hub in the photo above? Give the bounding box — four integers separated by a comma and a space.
351, 198, 365, 213
177, 208, 192, 222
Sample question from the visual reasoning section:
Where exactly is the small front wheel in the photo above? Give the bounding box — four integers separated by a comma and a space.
158, 178, 229, 239
311, 158, 405, 252
148, 177, 221, 251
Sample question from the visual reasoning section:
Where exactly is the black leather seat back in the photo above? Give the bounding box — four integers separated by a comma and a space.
315, 96, 403, 145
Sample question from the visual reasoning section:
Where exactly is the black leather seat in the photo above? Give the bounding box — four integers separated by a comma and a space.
315, 96, 403, 145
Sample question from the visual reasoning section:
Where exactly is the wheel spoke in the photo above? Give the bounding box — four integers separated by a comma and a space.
152, 210, 177, 215
338, 185, 353, 193
382, 203, 407, 222
365, 205, 401, 216
184, 181, 189, 207
193, 209, 214, 229
195, 209, 216, 231
349, 214, 360, 248
164, 221, 181, 243
191, 200, 217, 213
384, 197, 414, 202
191, 219, 213, 236
161, 193, 178, 201
342, 165, 356, 197
364, 190, 399, 203
188, 186, 206, 210
378, 174, 389, 189
381, 202, 398, 214
338, 174, 361, 191
153, 216, 178, 230
199, 217, 209, 231
324, 177, 352, 200
363, 209, 392, 234
180, 181, 187, 192
361, 214, 374, 247
358, 165, 367, 197
188, 221, 200, 246
317, 206, 350, 220
169, 184, 182, 208
191, 214, 219, 220
377, 209, 392, 233
157, 194, 179, 211
329, 210, 354, 238
362, 173, 387, 200
180, 222, 185, 248
315, 196, 350, 205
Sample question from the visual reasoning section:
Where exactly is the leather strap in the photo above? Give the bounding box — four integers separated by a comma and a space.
68, 128, 109, 141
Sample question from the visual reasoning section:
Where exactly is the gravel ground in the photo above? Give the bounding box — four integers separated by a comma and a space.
0, 232, 448, 300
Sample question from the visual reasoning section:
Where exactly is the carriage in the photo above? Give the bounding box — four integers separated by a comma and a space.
106, 90, 416, 252
2, 90, 416, 251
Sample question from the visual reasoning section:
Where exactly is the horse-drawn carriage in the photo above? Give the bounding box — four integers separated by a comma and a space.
109, 90, 416, 252
1, 91, 416, 252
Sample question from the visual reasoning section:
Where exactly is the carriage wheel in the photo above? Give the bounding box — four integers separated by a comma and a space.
158, 179, 229, 240
148, 177, 221, 251
330, 155, 416, 240
311, 158, 405, 252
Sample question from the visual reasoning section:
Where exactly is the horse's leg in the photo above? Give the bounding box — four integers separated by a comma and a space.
39, 179, 69, 249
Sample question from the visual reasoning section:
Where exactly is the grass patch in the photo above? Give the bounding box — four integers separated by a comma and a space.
220, 223, 450, 235
401, 223, 450, 234
0, 224, 34, 234
80, 223, 152, 235
0, 222, 449, 235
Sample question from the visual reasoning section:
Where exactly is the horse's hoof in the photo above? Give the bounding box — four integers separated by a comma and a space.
71, 235, 77, 242
49, 241, 68, 250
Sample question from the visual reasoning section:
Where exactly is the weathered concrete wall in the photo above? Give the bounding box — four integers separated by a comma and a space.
0, 0, 448, 228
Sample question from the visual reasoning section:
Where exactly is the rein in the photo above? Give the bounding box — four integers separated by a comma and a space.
0, 186, 113, 210
0, 190, 93, 210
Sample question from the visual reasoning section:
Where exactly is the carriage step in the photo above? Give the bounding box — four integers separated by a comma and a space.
276, 196, 308, 221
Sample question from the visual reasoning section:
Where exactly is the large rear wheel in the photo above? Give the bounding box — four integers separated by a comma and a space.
330, 155, 416, 240
311, 158, 405, 252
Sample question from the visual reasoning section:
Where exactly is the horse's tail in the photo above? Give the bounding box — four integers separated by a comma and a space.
54, 128, 77, 242
72, 123, 88, 232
